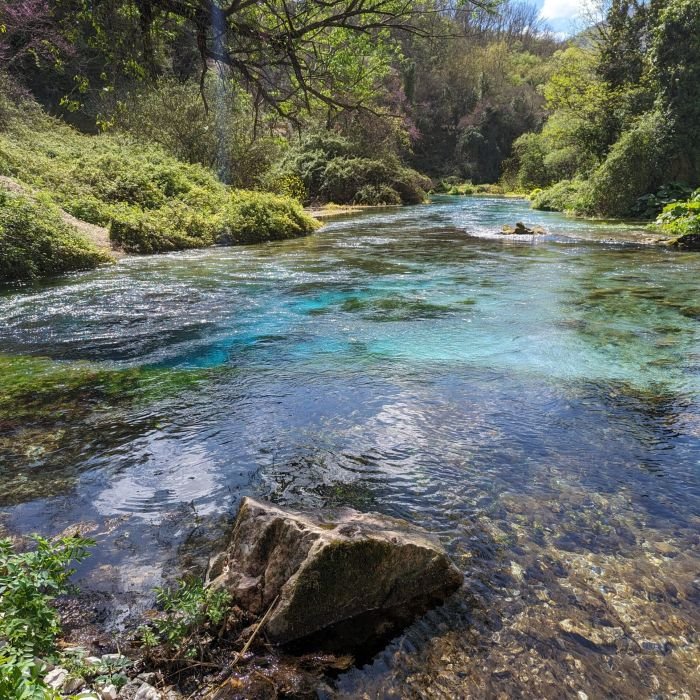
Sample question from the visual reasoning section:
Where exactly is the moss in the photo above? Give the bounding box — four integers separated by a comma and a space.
0, 353, 216, 505
0, 190, 112, 283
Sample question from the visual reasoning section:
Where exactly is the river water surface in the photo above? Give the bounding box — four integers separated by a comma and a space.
1, 196, 699, 698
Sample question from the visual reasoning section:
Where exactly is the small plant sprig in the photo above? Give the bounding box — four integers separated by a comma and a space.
138, 580, 232, 663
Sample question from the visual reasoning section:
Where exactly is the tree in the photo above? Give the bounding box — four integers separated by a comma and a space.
117, 0, 495, 118
651, 0, 700, 184
0, 0, 73, 70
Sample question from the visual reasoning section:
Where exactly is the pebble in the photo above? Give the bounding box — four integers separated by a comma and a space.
63, 675, 85, 693
135, 683, 162, 700
101, 684, 119, 700
44, 668, 68, 690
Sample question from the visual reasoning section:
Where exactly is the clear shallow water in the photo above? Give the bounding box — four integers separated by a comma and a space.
1, 196, 699, 697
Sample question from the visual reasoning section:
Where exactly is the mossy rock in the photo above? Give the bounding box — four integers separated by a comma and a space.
670, 232, 700, 250
208, 498, 463, 651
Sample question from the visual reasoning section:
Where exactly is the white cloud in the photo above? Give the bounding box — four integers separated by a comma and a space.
539, 0, 589, 22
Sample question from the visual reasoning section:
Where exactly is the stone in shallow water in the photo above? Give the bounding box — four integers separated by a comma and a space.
501, 222, 546, 235
208, 497, 463, 650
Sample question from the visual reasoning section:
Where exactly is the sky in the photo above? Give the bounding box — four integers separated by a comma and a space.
536, 0, 593, 35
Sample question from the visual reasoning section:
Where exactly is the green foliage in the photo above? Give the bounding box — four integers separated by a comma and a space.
276, 134, 429, 206
139, 580, 232, 661
632, 182, 694, 219
0, 535, 93, 655
219, 191, 322, 245
261, 172, 308, 203
651, 0, 700, 182
587, 110, 669, 217
0, 190, 112, 283
514, 0, 700, 217
105, 78, 284, 189
0, 104, 319, 258
0, 535, 93, 699
531, 179, 592, 214
60, 648, 131, 691
109, 202, 219, 254
354, 184, 402, 206
448, 183, 475, 195
508, 133, 550, 190
656, 188, 700, 244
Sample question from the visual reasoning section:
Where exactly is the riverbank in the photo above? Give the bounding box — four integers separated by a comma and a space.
0, 104, 319, 283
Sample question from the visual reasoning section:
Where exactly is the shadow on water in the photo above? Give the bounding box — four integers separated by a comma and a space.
0, 196, 699, 697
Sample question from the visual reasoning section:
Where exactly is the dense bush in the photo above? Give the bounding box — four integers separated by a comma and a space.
275, 134, 430, 206
0, 191, 112, 283
531, 179, 592, 213
219, 191, 321, 245
106, 78, 284, 189
354, 184, 402, 205
587, 111, 670, 217
509, 133, 550, 190
632, 182, 694, 219
445, 182, 505, 196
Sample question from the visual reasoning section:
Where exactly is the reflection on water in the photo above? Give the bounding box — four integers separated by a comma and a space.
1, 197, 699, 697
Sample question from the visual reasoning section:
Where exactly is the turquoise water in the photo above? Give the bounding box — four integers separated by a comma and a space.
1, 196, 699, 696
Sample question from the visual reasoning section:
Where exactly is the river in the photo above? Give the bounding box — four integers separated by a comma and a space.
1, 196, 699, 697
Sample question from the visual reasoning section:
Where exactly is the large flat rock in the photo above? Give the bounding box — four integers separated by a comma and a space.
208, 498, 463, 649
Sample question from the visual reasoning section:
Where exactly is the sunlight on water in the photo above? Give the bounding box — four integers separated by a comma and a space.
1, 196, 699, 697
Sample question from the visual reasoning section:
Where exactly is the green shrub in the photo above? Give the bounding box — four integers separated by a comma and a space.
354, 184, 402, 205
260, 172, 308, 202
0, 191, 113, 283
0, 106, 320, 258
632, 182, 694, 219
447, 182, 475, 195
138, 580, 232, 662
109, 203, 219, 254
543, 146, 588, 182
656, 188, 700, 246
276, 134, 429, 205
510, 133, 550, 190
587, 111, 670, 217
218, 191, 321, 245
531, 179, 593, 213
0, 535, 93, 698
474, 183, 505, 195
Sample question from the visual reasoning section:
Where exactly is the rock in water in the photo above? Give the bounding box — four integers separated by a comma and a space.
501, 221, 546, 235
208, 498, 463, 650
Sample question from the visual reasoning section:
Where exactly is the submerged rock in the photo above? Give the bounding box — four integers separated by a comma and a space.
208, 498, 463, 650
501, 221, 546, 235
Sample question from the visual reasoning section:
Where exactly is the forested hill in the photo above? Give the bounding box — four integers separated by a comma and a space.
1, 1, 699, 237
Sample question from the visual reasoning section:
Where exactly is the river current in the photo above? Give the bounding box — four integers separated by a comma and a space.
1, 196, 699, 697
